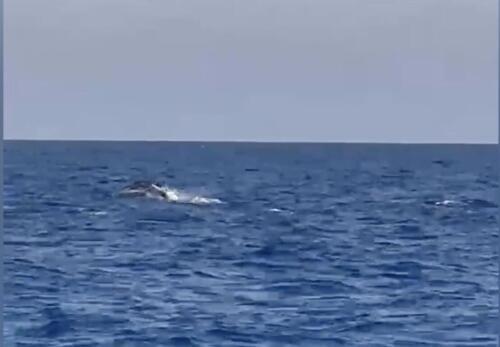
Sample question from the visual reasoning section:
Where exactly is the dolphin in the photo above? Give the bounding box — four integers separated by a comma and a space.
118, 181, 170, 200
118, 181, 222, 205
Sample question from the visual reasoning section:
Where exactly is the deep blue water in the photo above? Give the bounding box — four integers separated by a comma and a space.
4, 141, 499, 346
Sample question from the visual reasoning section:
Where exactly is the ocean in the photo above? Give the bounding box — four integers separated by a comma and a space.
4, 141, 499, 346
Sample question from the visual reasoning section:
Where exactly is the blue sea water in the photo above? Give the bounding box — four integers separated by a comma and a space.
4, 141, 499, 346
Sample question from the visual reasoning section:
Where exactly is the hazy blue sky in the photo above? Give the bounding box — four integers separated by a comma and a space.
5, 0, 498, 143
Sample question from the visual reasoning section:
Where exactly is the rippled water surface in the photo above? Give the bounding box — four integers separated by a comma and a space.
4, 141, 499, 346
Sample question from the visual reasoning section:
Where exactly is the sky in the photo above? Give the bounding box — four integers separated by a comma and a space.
5, 0, 499, 143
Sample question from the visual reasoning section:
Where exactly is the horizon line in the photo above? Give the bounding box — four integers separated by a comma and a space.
4, 138, 498, 145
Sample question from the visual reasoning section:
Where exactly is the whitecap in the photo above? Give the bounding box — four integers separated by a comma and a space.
268, 207, 293, 214
434, 200, 460, 206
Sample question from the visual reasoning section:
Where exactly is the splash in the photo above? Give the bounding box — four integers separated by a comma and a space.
161, 186, 223, 205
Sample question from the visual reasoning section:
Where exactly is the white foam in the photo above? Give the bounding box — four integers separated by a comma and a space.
160, 186, 223, 205
435, 200, 458, 206
268, 207, 294, 214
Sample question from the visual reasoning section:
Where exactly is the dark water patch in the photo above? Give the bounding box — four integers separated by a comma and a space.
206, 328, 257, 344
465, 198, 497, 209
356, 216, 385, 225
432, 159, 452, 168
